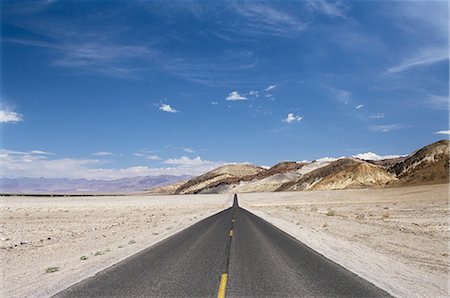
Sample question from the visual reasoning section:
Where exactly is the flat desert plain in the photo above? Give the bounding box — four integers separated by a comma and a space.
0, 194, 232, 297
239, 183, 449, 298
1, 184, 449, 298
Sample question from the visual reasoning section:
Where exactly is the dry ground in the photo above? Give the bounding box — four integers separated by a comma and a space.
239, 184, 449, 298
1, 185, 448, 298
0, 194, 232, 298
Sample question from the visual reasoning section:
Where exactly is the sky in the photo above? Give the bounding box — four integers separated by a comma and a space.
0, 0, 449, 180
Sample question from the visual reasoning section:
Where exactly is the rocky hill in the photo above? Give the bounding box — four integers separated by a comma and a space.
389, 139, 449, 185
151, 140, 449, 194
276, 158, 398, 191
173, 164, 266, 194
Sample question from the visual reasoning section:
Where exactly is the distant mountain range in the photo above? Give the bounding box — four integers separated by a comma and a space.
2, 140, 448, 195
0, 175, 191, 194
153, 139, 449, 195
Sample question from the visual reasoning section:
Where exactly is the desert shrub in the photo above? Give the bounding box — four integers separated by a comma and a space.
356, 213, 365, 220
326, 209, 336, 216
45, 266, 59, 273
310, 206, 318, 212
128, 240, 136, 245
80, 256, 88, 260
94, 251, 104, 256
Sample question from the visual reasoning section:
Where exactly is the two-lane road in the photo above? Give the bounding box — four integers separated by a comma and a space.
56, 196, 390, 297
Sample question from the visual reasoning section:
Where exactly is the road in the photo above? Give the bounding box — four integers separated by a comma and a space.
55, 195, 391, 297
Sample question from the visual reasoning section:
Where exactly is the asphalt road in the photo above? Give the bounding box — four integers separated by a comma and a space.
55, 196, 391, 297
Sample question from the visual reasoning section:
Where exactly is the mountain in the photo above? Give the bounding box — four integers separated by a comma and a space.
276, 158, 398, 191
389, 139, 449, 185
0, 175, 191, 194
162, 140, 449, 194
173, 164, 266, 194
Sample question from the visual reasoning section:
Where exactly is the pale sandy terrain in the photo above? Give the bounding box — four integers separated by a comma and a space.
0, 194, 232, 298
1, 185, 448, 298
239, 184, 449, 298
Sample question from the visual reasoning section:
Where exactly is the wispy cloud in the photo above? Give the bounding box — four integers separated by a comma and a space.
233, 3, 307, 37
248, 90, 259, 97
284, 113, 303, 124
433, 130, 450, 135
226, 91, 247, 101
368, 123, 406, 133
159, 103, 178, 113
134, 151, 161, 160
426, 95, 449, 110
6, 38, 152, 79
387, 48, 448, 73
92, 151, 114, 157
306, 0, 348, 18
369, 113, 385, 119
355, 104, 364, 109
0, 109, 23, 123
182, 147, 195, 153
265, 84, 276, 91
336, 89, 351, 104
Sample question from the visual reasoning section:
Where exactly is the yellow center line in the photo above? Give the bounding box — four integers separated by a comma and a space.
217, 273, 228, 298
229, 230, 233, 236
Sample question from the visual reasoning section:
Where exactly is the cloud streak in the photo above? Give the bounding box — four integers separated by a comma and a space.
388, 48, 448, 73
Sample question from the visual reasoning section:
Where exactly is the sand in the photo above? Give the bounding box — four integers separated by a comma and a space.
238, 184, 449, 298
0, 194, 232, 298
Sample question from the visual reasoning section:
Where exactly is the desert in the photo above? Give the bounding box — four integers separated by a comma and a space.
1, 183, 449, 297
0, 194, 231, 297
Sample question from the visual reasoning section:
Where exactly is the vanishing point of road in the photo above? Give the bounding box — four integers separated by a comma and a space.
55, 195, 391, 297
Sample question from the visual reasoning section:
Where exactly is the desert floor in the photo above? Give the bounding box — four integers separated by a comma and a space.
0, 194, 232, 297
239, 183, 449, 298
1, 184, 448, 298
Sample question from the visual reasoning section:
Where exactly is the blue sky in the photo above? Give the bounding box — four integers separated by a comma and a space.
1, 0, 448, 179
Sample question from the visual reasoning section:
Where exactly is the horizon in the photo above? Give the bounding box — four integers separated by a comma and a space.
1, 0, 449, 180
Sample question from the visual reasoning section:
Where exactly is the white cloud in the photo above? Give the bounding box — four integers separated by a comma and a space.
30, 150, 54, 155
265, 85, 276, 91
284, 113, 303, 124
388, 48, 448, 73
353, 152, 405, 161
355, 104, 364, 109
369, 113, 385, 119
159, 103, 178, 113
226, 91, 247, 101
0, 110, 23, 123
433, 130, 450, 135
133, 152, 161, 160
315, 156, 344, 163
0, 149, 227, 179
211, 101, 218, 105
92, 151, 114, 156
